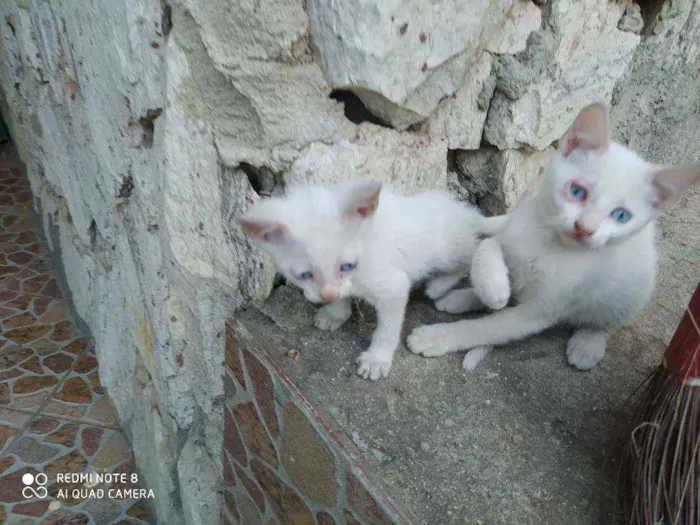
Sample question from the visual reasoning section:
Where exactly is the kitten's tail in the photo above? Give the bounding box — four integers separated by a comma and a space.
477, 214, 509, 237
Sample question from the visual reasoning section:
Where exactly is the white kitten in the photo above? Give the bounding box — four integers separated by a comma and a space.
407, 103, 700, 371
239, 181, 505, 380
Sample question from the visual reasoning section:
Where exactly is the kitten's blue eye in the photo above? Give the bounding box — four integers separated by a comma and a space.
570, 183, 588, 202
610, 207, 632, 224
340, 262, 357, 272
297, 271, 313, 281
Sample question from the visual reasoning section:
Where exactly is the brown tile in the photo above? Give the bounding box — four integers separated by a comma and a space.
0, 466, 41, 503
0, 422, 19, 450
250, 458, 314, 525
56, 377, 92, 403
29, 417, 60, 434
41, 278, 62, 298
39, 509, 90, 524
344, 509, 363, 525
92, 431, 130, 469
4, 324, 51, 344
234, 402, 278, 467
223, 451, 235, 486
127, 501, 150, 520
0, 456, 14, 475
45, 422, 79, 447
63, 338, 88, 356
244, 351, 279, 438
21, 274, 49, 294
0, 346, 33, 369
14, 500, 51, 517
0, 383, 9, 404
224, 488, 240, 523
2, 311, 37, 329
225, 321, 246, 388
50, 320, 74, 342
32, 295, 52, 316
32, 337, 63, 356
8, 251, 32, 265
43, 352, 75, 374
236, 490, 263, 525
4, 294, 32, 310
73, 353, 98, 374
347, 470, 394, 525
45, 450, 88, 476
281, 402, 336, 507
13, 375, 59, 394
81, 426, 104, 456
40, 299, 70, 323
235, 462, 266, 511
12, 435, 60, 463
40, 399, 87, 420
224, 407, 248, 466
317, 512, 337, 525
15, 231, 37, 245
86, 398, 118, 426
19, 355, 44, 374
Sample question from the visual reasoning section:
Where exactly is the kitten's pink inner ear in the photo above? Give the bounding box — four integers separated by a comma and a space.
651, 165, 700, 208
561, 102, 609, 157
239, 219, 288, 243
345, 185, 382, 220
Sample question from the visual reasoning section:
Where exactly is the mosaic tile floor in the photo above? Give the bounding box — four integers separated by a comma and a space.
0, 147, 153, 524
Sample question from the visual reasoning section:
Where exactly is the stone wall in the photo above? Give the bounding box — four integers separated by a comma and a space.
0, 0, 698, 523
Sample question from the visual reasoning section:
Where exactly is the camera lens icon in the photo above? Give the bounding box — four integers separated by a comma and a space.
21, 472, 48, 499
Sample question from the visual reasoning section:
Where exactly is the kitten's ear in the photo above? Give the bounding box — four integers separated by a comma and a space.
650, 164, 700, 208
238, 199, 290, 244
559, 102, 610, 157
340, 182, 382, 221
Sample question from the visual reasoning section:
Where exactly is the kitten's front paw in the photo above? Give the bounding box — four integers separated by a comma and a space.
314, 304, 351, 331
462, 346, 491, 371
566, 331, 606, 371
356, 351, 392, 381
407, 325, 449, 357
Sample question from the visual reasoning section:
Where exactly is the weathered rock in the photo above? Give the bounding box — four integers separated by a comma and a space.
309, 0, 539, 130
286, 125, 448, 193
484, 0, 640, 150
456, 147, 554, 214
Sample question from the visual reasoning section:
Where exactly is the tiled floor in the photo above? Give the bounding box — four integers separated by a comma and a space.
0, 147, 153, 524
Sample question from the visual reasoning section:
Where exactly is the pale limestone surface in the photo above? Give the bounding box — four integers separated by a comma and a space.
0, 0, 698, 523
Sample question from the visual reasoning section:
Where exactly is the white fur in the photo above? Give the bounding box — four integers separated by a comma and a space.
408, 103, 700, 371
240, 181, 503, 380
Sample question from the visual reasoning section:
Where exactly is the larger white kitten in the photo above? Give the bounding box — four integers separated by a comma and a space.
407, 103, 700, 371
239, 181, 505, 380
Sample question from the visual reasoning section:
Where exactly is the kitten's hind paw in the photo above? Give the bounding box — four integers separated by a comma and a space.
407, 324, 449, 357
566, 330, 607, 370
435, 288, 484, 314
314, 301, 352, 331
462, 346, 491, 371
356, 351, 392, 381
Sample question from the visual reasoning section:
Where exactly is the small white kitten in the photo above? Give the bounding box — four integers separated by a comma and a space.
239, 181, 505, 380
408, 102, 700, 371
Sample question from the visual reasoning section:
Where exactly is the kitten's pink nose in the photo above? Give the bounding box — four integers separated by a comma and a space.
573, 221, 595, 237
320, 286, 340, 303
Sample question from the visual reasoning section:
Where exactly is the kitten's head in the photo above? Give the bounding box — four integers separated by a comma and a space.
239, 181, 382, 303
542, 102, 700, 248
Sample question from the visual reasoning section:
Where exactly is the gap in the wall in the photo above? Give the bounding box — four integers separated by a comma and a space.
330, 90, 392, 128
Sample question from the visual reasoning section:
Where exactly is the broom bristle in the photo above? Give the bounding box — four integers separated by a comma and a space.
620, 366, 700, 525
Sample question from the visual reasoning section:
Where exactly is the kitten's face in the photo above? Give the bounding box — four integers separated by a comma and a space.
239, 182, 381, 304
542, 103, 700, 249
547, 145, 658, 248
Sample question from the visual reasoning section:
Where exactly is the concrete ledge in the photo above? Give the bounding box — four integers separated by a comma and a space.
222, 284, 666, 524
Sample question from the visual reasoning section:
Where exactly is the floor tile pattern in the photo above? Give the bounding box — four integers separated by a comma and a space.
0, 147, 153, 524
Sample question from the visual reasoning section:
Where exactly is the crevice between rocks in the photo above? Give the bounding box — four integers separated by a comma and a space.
329, 90, 392, 128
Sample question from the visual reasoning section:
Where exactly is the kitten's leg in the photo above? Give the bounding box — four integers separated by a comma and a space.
566, 328, 609, 371
314, 298, 352, 331
357, 283, 410, 381
425, 273, 464, 300
407, 301, 552, 357
434, 288, 486, 314
471, 238, 510, 311
462, 346, 492, 371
